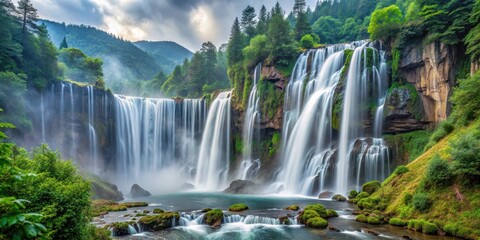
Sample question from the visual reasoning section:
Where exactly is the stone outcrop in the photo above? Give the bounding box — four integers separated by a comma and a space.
384, 87, 429, 133
261, 64, 288, 90
398, 41, 458, 124
223, 179, 258, 194
130, 184, 151, 197
89, 175, 124, 201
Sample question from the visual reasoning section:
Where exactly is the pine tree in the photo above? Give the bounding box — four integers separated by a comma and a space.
257, 5, 268, 34
267, 2, 295, 61
241, 5, 257, 40
59, 36, 68, 50
16, 0, 38, 34
293, 0, 312, 41
227, 18, 244, 66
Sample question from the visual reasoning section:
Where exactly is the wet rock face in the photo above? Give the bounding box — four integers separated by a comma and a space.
384, 87, 428, 133
223, 179, 258, 194
399, 41, 458, 124
130, 184, 151, 197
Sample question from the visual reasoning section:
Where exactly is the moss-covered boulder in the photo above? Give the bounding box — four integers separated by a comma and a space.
284, 205, 299, 211
203, 209, 224, 227
201, 208, 212, 213
138, 212, 180, 231
422, 221, 438, 234
362, 181, 381, 195
153, 208, 164, 214
306, 217, 328, 229
301, 210, 320, 223
367, 216, 382, 225
332, 194, 347, 202
348, 190, 358, 199
304, 204, 328, 218
106, 221, 135, 236
356, 214, 368, 223
326, 209, 338, 218
228, 203, 249, 212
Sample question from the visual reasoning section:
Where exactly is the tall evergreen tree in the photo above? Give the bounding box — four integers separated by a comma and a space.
257, 5, 268, 34
293, 0, 312, 41
59, 36, 68, 50
267, 2, 295, 63
227, 17, 244, 66
16, 0, 38, 35
241, 5, 257, 40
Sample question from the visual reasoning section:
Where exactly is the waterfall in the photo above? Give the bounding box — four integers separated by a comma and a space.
87, 86, 99, 174
114, 95, 206, 189
40, 92, 46, 143
69, 84, 76, 159
238, 63, 262, 180
195, 91, 232, 190
276, 41, 392, 196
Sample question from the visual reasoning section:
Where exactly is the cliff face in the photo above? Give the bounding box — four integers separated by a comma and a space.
398, 41, 459, 124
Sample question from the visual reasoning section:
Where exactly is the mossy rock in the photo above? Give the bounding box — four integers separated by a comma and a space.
135, 213, 147, 217
304, 204, 328, 218
301, 210, 320, 223
332, 194, 347, 202
356, 191, 370, 201
389, 218, 406, 226
228, 203, 249, 212
367, 216, 382, 225
358, 197, 380, 210
362, 181, 381, 195
143, 210, 150, 214
201, 208, 212, 213
356, 214, 368, 223
393, 165, 409, 175
284, 205, 300, 211
348, 190, 358, 199
92, 200, 127, 216
408, 219, 425, 231
306, 217, 328, 229
422, 222, 438, 235
138, 212, 180, 231
153, 208, 164, 214
106, 221, 135, 236
204, 209, 224, 227
122, 202, 149, 208
326, 209, 338, 218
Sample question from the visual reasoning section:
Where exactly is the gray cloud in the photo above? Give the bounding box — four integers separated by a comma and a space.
31, 0, 318, 51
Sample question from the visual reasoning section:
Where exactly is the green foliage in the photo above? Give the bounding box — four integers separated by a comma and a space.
425, 155, 452, 187
422, 221, 438, 234
228, 18, 245, 66
389, 218, 406, 226
59, 36, 68, 50
300, 34, 315, 49
367, 216, 382, 224
451, 73, 480, 125
242, 35, 268, 68
449, 130, 480, 183
412, 192, 431, 211
59, 48, 103, 84
368, 5, 403, 40
362, 180, 381, 195
241, 6, 257, 40
425, 120, 454, 150
356, 191, 370, 200
355, 214, 368, 223
348, 190, 358, 199
0, 72, 30, 130
403, 193, 413, 205
293, 0, 311, 41
267, 3, 297, 66
465, 0, 480, 61
312, 16, 342, 44
305, 217, 328, 229
394, 165, 409, 175
0, 198, 46, 240
228, 203, 248, 212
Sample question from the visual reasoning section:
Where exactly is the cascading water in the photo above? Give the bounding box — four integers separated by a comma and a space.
238, 63, 262, 180
195, 91, 232, 190
114, 95, 206, 190
276, 41, 392, 196
87, 85, 99, 174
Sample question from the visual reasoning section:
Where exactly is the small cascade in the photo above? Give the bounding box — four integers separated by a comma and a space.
352, 138, 391, 191
69, 84, 76, 159
195, 91, 232, 190
127, 224, 138, 235
238, 63, 262, 180
40, 92, 46, 143
87, 86, 98, 174
177, 212, 297, 226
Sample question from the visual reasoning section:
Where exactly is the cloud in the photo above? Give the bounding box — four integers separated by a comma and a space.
30, 0, 318, 51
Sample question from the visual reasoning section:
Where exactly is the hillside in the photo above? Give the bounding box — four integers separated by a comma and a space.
134, 41, 192, 74
40, 20, 191, 92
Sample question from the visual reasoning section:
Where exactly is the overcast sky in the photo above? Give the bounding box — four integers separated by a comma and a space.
31, 0, 319, 51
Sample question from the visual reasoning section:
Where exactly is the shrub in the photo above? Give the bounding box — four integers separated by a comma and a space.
362, 181, 381, 195
228, 203, 248, 212
376, 202, 388, 211
348, 190, 358, 199
425, 155, 452, 187
389, 218, 406, 226
302, 210, 320, 223
300, 34, 315, 49
306, 217, 328, 229
393, 165, 409, 175
451, 72, 480, 124
356, 191, 370, 200
355, 214, 368, 223
368, 5, 403, 40
403, 193, 413, 205
449, 131, 480, 183
408, 219, 426, 231
367, 216, 382, 225
358, 198, 375, 210
422, 221, 438, 234
412, 192, 431, 211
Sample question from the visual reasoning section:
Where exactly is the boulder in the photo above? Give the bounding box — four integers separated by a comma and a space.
89, 175, 124, 201
318, 191, 334, 198
332, 194, 347, 202
203, 209, 224, 227
137, 212, 180, 231
223, 179, 257, 194
130, 184, 151, 197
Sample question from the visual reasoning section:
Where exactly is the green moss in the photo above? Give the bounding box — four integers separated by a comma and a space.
106, 221, 135, 236
138, 212, 180, 231
394, 165, 409, 175
332, 194, 347, 201
228, 203, 249, 212
389, 218, 406, 226
135, 213, 147, 217
302, 210, 320, 223
153, 208, 164, 214
304, 204, 328, 218
284, 205, 299, 211
356, 191, 370, 201
384, 130, 431, 162
93, 227, 112, 240
367, 216, 382, 225
326, 209, 338, 218
355, 214, 368, 223
362, 181, 381, 195
204, 209, 224, 226
422, 221, 438, 234
348, 190, 358, 199
306, 217, 328, 229
121, 202, 149, 208
412, 192, 431, 211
